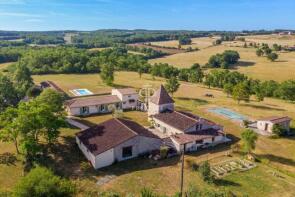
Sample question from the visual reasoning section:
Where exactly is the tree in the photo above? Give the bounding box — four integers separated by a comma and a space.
13, 63, 33, 99
100, 63, 114, 86
256, 49, 264, 57
223, 83, 234, 97
273, 44, 282, 51
241, 129, 258, 155
198, 161, 214, 183
0, 74, 19, 111
214, 39, 222, 45
179, 36, 192, 45
277, 80, 295, 101
0, 107, 20, 154
188, 64, 204, 83
13, 167, 76, 197
267, 52, 278, 62
232, 83, 251, 104
36, 89, 65, 113
272, 124, 286, 137
137, 65, 144, 78
164, 77, 180, 96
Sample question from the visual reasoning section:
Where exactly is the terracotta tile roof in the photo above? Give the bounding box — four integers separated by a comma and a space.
76, 118, 159, 156
258, 116, 292, 124
115, 88, 137, 95
150, 85, 174, 105
153, 111, 217, 132
171, 128, 224, 145
65, 95, 121, 108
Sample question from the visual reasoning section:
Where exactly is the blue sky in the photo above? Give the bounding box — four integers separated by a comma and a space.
0, 0, 294, 31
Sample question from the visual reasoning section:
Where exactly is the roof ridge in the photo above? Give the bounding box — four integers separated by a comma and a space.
115, 118, 138, 136
175, 111, 199, 123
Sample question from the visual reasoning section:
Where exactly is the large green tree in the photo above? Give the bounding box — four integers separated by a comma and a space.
164, 77, 180, 96
100, 63, 114, 86
13, 63, 34, 99
232, 82, 251, 104
0, 107, 20, 154
241, 129, 258, 155
0, 74, 19, 111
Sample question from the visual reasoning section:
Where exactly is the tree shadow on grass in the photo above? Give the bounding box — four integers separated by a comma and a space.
0, 153, 17, 166
232, 61, 256, 68
176, 97, 209, 105
214, 179, 241, 187
112, 83, 133, 89
256, 154, 295, 167
242, 103, 285, 112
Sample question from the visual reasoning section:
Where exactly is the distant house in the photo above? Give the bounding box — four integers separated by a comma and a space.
76, 118, 161, 169
65, 95, 122, 116
148, 85, 229, 153
112, 88, 138, 110
65, 88, 139, 116
257, 116, 292, 133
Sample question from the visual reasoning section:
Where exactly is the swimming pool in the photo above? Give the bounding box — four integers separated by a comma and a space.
70, 89, 94, 96
208, 107, 247, 121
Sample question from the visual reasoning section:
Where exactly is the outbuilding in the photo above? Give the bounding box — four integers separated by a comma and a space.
76, 118, 162, 169
257, 116, 292, 133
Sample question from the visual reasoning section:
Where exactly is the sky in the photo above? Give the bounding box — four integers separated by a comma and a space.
0, 0, 295, 31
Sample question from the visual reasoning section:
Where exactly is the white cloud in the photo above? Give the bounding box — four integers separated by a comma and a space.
0, 11, 43, 17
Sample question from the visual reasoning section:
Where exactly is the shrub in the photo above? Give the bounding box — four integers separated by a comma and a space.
198, 161, 214, 183
243, 120, 251, 128
160, 146, 169, 159
272, 124, 286, 137
140, 188, 158, 197
13, 166, 76, 197
186, 159, 198, 171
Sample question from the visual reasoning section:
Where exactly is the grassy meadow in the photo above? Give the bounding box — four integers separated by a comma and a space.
149, 35, 295, 82
1, 71, 295, 195
0, 62, 13, 71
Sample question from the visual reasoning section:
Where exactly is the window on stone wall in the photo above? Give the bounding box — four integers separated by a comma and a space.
122, 146, 133, 158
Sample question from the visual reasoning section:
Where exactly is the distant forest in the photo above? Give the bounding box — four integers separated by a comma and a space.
1, 29, 293, 48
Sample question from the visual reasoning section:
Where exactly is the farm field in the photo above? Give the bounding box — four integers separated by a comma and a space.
151, 36, 219, 50
149, 40, 295, 82
128, 43, 185, 54
242, 34, 295, 46
1, 72, 295, 195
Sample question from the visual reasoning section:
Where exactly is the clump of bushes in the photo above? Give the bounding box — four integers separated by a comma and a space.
198, 161, 214, 183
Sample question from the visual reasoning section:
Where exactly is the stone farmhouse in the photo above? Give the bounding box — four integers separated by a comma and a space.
75, 85, 229, 169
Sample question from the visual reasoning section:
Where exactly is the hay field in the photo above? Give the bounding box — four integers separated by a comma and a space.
242, 34, 295, 46
150, 43, 295, 81
151, 36, 218, 49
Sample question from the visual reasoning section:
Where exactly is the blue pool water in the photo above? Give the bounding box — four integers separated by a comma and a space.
72, 89, 93, 96
208, 107, 247, 121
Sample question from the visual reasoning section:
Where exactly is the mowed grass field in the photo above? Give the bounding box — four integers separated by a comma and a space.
1, 72, 295, 196
150, 35, 295, 82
